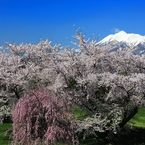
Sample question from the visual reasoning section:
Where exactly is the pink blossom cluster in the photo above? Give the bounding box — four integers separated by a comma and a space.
12, 87, 77, 145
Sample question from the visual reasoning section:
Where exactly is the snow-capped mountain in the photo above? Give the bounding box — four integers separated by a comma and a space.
97, 31, 145, 55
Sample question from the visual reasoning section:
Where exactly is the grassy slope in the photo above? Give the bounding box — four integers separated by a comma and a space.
129, 108, 145, 128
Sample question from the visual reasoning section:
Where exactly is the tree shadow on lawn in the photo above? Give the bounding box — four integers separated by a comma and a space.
79, 127, 145, 145
119, 127, 145, 145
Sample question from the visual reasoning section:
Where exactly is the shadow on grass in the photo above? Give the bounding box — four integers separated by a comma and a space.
119, 127, 145, 145
78, 127, 145, 145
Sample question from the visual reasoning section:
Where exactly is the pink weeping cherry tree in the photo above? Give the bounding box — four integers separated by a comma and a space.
12, 86, 78, 145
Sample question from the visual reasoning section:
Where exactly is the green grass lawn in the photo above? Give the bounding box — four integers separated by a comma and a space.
129, 108, 145, 128
0, 123, 12, 145
0, 108, 145, 145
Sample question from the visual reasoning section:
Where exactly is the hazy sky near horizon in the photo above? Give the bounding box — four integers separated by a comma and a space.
0, 0, 145, 47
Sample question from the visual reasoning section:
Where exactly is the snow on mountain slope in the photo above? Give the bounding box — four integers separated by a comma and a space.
99, 31, 145, 46
97, 31, 145, 55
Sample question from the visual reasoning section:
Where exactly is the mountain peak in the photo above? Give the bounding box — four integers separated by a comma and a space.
99, 31, 145, 46
117, 30, 127, 34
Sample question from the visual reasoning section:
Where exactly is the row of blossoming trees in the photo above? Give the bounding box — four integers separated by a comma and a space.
0, 30, 145, 144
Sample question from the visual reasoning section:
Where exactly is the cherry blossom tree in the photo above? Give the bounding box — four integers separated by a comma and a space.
49, 30, 145, 141
0, 29, 145, 143
0, 40, 60, 123
12, 86, 78, 145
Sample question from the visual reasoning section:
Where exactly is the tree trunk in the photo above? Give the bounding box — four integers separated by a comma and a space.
119, 107, 138, 129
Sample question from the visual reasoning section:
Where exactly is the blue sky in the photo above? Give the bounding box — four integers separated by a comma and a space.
0, 0, 145, 47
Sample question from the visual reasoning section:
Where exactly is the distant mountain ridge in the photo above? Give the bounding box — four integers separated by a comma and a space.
97, 31, 145, 55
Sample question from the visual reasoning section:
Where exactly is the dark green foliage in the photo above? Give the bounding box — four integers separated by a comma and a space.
66, 77, 77, 89
3, 115, 12, 123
